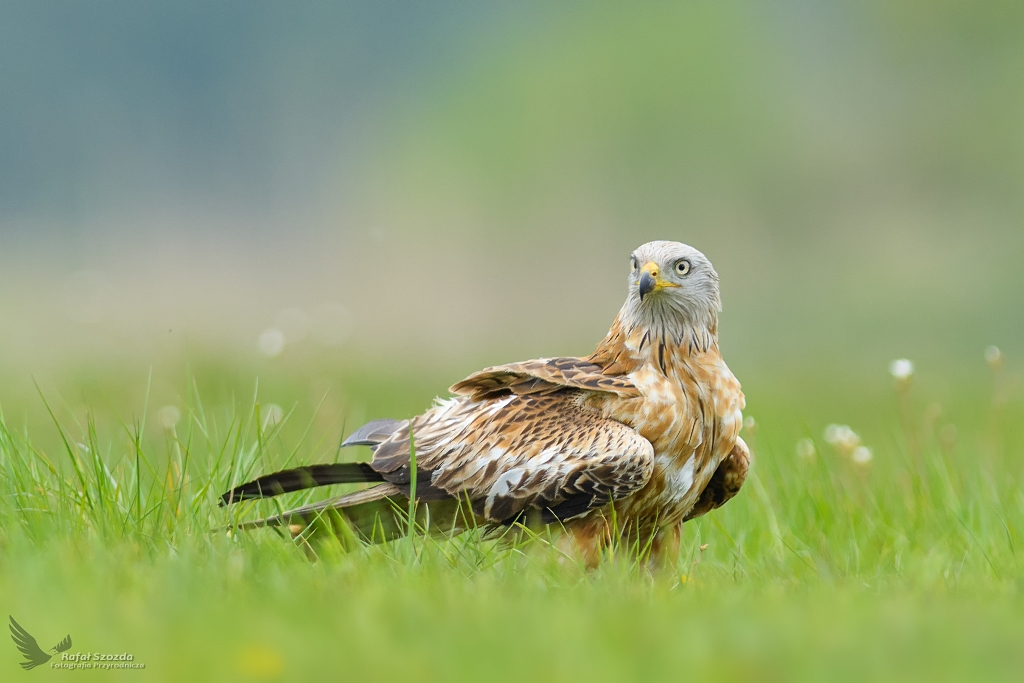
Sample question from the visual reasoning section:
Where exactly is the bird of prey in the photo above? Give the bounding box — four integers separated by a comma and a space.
221, 241, 747, 565
9, 616, 72, 670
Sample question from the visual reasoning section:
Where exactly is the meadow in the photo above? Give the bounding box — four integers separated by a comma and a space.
1, 348, 1021, 682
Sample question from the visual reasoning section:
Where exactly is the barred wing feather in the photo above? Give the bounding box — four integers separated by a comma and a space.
371, 393, 654, 523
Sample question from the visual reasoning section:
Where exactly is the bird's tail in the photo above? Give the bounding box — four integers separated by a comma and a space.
225, 483, 469, 546
218, 417, 465, 544
219, 418, 405, 505
219, 462, 384, 505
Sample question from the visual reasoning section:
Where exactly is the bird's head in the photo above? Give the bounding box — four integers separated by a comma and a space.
624, 241, 720, 334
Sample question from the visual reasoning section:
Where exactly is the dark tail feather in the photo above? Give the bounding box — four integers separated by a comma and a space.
231, 481, 419, 544
227, 483, 401, 530
220, 463, 384, 506
220, 418, 404, 506
225, 483, 469, 545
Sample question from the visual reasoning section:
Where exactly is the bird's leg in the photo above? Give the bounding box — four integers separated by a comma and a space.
648, 523, 682, 570
558, 517, 613, 569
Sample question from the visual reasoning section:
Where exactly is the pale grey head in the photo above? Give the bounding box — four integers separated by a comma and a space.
621, 241, 721, 338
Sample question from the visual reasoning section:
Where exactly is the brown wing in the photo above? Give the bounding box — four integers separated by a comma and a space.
450, 357, 639, 399
683, 437, 750, 522
370, 392, 654, 523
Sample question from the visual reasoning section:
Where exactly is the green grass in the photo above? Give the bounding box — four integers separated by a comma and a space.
1, 359, 1022, 682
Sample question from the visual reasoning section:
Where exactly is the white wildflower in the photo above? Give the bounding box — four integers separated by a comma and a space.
796, 438, 816, 460
825, 424, 861, 452
985, 346, 1003, 370
158, 405, 181, 430
824, 424, 841, 444
889, 359, 914, 381
258, 328, 286, 357
851, 446, 873, 465
743, 416, 757, 433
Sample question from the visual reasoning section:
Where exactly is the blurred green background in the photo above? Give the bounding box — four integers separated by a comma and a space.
1, 0, 1021, 464
1, 2, 1023, 681
3, 1, 1022, 389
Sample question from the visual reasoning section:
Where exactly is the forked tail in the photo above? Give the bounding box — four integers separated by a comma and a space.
219, 418, 404, 505
219, 418, 436, 541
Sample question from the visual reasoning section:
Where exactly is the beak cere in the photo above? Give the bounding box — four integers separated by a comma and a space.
638, 269, 657, 300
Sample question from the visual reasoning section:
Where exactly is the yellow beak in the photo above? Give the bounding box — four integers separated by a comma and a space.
638, 261, 678, 300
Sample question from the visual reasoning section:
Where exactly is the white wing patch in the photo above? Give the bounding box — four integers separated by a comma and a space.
656, 455, 696, 507
677, 456, 695, 492
484, 467, 526, 517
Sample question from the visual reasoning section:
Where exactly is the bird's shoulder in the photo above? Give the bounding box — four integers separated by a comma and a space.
449, 356, 640, 399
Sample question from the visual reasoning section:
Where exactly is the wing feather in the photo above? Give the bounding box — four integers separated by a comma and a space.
371, 392, 654, 523
450, 357, 639, 399
223, 355, 651, 532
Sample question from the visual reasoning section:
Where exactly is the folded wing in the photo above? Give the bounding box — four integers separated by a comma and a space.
220, 358, 651, 529
450, 357, 639, 399
371, 392, 654, 523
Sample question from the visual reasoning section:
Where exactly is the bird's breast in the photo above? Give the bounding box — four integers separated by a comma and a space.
624, 364, 702, 454
602, 354, 744, 524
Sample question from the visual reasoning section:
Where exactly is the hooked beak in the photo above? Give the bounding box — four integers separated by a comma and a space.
638, 261, 677, 301
638, 269, 657, 300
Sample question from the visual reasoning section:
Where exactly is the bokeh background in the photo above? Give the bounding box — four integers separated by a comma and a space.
1, 0, 1022, 443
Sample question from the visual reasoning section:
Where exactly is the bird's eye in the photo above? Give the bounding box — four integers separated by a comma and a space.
630, 257, 639, 273
674, 259, 691, 276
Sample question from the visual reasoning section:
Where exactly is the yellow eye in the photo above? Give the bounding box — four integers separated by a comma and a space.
674, 259, 691, 276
